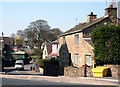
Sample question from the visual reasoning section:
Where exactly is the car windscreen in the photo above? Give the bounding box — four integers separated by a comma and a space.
15, 63, 22, 65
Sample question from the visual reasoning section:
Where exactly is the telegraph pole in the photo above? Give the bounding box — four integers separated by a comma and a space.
1, 32, 4, 57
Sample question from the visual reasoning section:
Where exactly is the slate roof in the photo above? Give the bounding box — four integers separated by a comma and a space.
51, 39, 59, 44
60, 16, 109, 36
83, 38, 93, 46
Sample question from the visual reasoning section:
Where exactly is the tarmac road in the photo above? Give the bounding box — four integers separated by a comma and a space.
1, 63, 119, 86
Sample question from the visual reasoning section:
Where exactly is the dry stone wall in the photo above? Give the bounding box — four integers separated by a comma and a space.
98, 65, 120, 77
64, 66, 93, 77
64, 65, 120, 77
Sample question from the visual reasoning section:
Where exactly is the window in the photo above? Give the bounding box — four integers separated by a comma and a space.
85, 55, 91, 66
63, 37, 65, 44
74, 53, 79, 65
75, 34, 79, 45
45, 51, 46, 55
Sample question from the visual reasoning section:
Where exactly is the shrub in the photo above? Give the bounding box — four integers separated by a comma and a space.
38, 59, 50, 68
91, 24, 120, 65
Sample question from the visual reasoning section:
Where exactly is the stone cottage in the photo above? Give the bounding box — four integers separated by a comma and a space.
59, 5, 120, 69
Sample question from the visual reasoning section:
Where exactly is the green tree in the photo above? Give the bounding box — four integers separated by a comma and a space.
91, 24, 120, 65
32, 47, 43, 58
51, 28, 63, 40
14, 35, 24, 48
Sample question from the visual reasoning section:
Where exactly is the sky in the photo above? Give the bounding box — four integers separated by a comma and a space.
0, 0, 119, 37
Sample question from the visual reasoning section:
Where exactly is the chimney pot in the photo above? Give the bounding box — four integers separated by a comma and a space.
91, 12, 93, 15
109, 5, 113, 8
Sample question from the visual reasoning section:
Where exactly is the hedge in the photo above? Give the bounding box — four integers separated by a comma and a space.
38, 59, 59, 68
38, 59, 50, 68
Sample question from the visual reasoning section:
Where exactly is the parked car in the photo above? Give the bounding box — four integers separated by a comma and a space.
15, 60, 24, 70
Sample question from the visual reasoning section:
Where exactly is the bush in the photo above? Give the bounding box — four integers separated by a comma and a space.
38, 59, 50, 68
91, 24, 120, 65
38, 59, 59, 68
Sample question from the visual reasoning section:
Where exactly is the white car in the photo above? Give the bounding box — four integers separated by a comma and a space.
15, 60, 24, 70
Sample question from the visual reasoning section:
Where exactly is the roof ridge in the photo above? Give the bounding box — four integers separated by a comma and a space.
60, 16, 108, 36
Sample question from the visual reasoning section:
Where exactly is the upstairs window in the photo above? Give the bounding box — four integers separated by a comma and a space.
75, 34, 79, 45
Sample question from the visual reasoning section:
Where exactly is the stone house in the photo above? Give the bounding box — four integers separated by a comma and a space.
59, 5, 120, 68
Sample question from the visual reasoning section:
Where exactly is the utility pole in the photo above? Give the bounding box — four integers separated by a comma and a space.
1, 32, 4, 57
118, 1, 120, 18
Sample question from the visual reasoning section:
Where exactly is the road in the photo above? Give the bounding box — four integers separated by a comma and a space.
4, 63, 41, 75
0, 63, 119, 86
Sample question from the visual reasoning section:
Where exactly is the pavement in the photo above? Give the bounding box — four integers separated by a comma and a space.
0, 73, 119, 86
0, 63, 119, 86
1, 70, 119, 83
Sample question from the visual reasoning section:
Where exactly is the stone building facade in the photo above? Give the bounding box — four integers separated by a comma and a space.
59, 5, 120, 70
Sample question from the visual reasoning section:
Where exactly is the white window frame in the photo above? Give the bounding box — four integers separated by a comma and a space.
74, 53, 79, 65
75, 34, 79, 45
85, 55, 91, 66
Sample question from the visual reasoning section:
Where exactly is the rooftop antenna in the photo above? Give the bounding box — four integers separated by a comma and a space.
75, 18, 78, 25
118, 1, 120, 18
106, 0, 108, 7
111, 0, 117, 7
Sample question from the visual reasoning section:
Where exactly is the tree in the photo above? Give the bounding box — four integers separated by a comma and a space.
10, 33, 16, 38
17, 30, 24, 36
32, 47, 43, 58
24, 19, 54, 48
91, 24, 120, 65
118, 1, 120, 18
14, 35, 24, 48
51, 28, 63, 41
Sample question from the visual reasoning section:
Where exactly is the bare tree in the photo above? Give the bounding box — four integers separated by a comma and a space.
10, 33, 16, 38
24, 19, 53, 48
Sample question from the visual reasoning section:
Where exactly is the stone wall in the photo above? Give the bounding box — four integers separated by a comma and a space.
64, 66, 93, 77
98, 65, 120, 77
64, 65, 120, 77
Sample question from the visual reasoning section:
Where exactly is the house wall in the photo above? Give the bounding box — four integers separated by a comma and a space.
59, 32, 94, 67
52, 44, 59, 53
43, 45, 48, 59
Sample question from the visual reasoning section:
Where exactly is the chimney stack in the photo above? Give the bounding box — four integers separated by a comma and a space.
105, 4, 117, 19
87, 12, 97, 22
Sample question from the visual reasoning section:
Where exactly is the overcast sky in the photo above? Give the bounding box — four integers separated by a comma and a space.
0, 0, 119, 37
